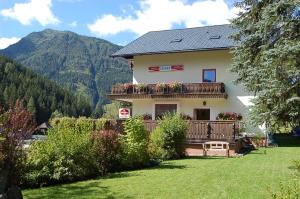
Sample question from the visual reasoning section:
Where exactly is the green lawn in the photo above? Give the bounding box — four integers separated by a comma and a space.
23, 136, 300, 199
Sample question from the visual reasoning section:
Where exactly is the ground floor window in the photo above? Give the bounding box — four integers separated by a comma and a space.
155, 104, 177, 119
194, 109, 210, 120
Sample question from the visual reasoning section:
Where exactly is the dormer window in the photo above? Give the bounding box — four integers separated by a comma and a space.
209, 35, 221, 39
170, 38, 183, 43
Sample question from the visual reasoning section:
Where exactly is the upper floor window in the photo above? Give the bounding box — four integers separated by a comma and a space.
203, 69, 216, 82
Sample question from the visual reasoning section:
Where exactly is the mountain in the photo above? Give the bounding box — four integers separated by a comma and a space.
0, 56, 92, 124
0, 29, 132, 114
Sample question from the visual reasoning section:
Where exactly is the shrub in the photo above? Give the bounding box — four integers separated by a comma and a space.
149, 113, 188, 160
120, 117, 149, 168
92, 130, 121, 175
148, 127, 165, 160
0, 101, 35, 193
24, 117, 97, 187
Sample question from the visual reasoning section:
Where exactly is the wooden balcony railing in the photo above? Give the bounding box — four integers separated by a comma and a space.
108, 82, 227, 99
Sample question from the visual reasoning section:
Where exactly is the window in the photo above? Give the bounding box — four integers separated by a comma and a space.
203, 69, 216, 82
155, 104, 177, 119
194, 109, 210, 120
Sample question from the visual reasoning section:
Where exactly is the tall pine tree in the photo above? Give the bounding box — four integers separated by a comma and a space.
231, 0, 300, 131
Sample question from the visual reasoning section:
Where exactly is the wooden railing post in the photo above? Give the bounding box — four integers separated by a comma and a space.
233, 122, 236, 141
207, 122, 212, 139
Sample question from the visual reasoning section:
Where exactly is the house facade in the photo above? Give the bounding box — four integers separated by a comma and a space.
109, 24, 253, 124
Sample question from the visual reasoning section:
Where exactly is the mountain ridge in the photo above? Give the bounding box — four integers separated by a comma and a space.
0, 29, 132, 114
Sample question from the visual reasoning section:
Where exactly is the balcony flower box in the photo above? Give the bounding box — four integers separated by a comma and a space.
216, 112, 242, 121
123, 83, 134, 94
136, 83, 147, 94
155, 83, 168, 94
169, 82, 182, 93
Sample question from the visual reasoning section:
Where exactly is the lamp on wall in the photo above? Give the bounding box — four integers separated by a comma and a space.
128, 60, 134, 71
203, 101, 207, 106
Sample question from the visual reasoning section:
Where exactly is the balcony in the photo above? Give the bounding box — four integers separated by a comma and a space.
108, 82, 227, 100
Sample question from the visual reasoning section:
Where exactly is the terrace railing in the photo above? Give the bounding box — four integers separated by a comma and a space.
104, 120, 236, 142
103, 119, 237, 142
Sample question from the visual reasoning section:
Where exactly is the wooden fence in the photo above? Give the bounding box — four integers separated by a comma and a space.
106, 120, 236, 142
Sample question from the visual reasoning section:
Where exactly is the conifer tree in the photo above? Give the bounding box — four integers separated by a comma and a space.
231, 0, 300, 131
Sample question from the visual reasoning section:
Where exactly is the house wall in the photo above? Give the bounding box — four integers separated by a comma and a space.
132, 98, 249, 121
130, 50, 259, 132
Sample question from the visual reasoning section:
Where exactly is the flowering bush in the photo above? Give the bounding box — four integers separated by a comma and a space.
216, 112, 243, 120
92, 130, 121, 175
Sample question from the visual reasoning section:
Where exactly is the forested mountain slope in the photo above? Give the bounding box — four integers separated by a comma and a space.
0, 56, 92, 124
0, 29, 132, 114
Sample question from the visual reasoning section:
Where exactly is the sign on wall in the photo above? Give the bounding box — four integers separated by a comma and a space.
119, 108, 130, 119
148, 65, 184, 72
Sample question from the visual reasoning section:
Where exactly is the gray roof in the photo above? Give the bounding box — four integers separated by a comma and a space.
112, 24, 238, 58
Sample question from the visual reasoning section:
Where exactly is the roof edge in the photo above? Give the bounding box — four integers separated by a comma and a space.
111, 46, 234, 59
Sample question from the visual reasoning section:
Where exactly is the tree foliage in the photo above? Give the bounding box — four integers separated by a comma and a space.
231, 0, 300, 130
0, 101, 36, 191
0, 56, 92, 124
102, 101, 131, 119
120, 117, 149, 168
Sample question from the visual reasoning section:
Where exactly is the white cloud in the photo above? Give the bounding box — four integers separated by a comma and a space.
69, 21, 77, 27
0, 37, 21, 49
88, 0, 239, 37
0, 0, 60, 26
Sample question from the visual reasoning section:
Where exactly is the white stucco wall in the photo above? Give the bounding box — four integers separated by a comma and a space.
129, 50, 257, 131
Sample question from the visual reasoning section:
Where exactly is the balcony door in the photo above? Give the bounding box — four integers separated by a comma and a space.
194, 109, 210, 120
155, 104, 177, 119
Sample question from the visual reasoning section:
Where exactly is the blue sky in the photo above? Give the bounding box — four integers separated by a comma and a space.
0, 0, 237, 48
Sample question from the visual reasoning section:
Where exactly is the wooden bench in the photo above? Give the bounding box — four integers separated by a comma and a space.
203, 141, 230, 157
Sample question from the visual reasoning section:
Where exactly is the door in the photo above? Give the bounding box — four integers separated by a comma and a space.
194, 109, 210, 120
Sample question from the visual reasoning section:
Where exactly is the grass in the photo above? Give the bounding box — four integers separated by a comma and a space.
23, 136, 300, 199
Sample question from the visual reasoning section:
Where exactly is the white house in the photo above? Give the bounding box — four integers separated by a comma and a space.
109, 24, 253, 123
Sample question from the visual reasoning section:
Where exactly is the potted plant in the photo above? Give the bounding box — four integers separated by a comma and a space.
155, 83, 168, 94
216, 112, 243, 121
136, 83, 147, 94
169, 82, 182, 93
123, 83, 134, 94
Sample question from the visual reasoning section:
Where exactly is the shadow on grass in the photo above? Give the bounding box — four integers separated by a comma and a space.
102, 172, 137, 179
24, 180, 134, 199
185, 156, 229, 160
274, 135, 300, 147
144, 162, 187, 171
